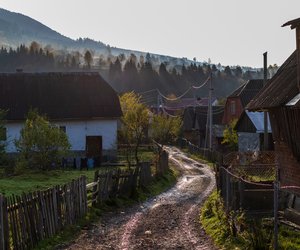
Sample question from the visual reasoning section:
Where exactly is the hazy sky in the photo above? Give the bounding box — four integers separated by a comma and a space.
1, 0, 300, 67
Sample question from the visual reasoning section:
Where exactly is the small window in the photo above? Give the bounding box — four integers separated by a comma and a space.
59, 126, 66, 133
0, 127, 6, 141
230, 101, 236, 115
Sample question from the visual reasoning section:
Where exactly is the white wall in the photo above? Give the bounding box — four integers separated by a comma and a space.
5, 119, 118, 153
238, 132, 260, 152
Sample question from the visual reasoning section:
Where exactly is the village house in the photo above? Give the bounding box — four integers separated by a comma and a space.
0, 72, 122, 161
247, 18, 300, 223
235, 111, 273, 152
222, 79, 264, 125
183, 105, 224, 149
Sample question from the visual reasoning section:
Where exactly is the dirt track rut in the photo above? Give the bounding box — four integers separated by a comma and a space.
63, 146, 217, 250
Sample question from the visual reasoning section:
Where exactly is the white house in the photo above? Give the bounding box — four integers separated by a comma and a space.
0, 72, 122, 160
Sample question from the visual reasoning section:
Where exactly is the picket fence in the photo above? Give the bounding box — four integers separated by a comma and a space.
0, 154, 169, 250
0, 176, 87, 250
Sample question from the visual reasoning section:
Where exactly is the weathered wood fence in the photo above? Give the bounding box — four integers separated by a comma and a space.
218, 166, 274, 216
0, 153, 169, 249
0, 176, 87, 250
90, 162, 153, 205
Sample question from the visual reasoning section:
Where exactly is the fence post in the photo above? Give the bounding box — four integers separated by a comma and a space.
226, 170, 230, 213
238, 180, 244, 210
0, 194, 9, 250
92, 170, 99, 206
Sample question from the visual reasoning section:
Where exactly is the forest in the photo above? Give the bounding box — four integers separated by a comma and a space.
0, 41, 279, 100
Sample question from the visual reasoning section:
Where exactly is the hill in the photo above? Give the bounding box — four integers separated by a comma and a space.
0, 8, 274, 99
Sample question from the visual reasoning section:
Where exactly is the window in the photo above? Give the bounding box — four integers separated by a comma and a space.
59, 126, 66, 133
230, 101, 236, 115
0, 127, 6, 141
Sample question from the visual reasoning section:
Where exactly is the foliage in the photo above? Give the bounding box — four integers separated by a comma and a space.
201, 191, 300, 250
0, 42, 82, 72
151, 114, 182, 148
15, 110, 70, 171
84, 50, 93, 69
222, 118, 238, 150
201, 191, 246, 249
119, 92, 149, 165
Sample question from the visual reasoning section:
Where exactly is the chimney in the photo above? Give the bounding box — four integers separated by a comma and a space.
282, 17, 300, 49
282, 18, 300, 91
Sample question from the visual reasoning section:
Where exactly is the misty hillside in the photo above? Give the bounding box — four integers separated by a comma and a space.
0, 8, 276, 100
0, 8, 221, 68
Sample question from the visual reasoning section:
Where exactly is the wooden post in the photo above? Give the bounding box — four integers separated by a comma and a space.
92, 170, 99, 206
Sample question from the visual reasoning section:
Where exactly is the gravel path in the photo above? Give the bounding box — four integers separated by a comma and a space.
63, 146, 217, 250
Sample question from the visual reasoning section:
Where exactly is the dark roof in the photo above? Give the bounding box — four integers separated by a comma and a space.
0, 72, 122, 121
247, 51, 298, 111
183, 106, 224, 131
282, 17, 300, 29
235, 111, 271, 133
228, 79, 264, 107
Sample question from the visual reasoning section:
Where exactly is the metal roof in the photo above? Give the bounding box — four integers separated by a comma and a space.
228, 79, 264, 107
245, 111, 272, 133
247, 50, 298, 111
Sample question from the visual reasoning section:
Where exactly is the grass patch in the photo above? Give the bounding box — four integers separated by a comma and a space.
200, 191, 247, 249
201, 191, 300, 250
279, 225, 300, 250
34, 163, 179, 249
0, 169, 99, 197
181, 148, 214, 168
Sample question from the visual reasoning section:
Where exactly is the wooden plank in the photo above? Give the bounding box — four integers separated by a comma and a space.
11, 195, 21, 250
0, 195, 5, 250
15, 195, 26, 249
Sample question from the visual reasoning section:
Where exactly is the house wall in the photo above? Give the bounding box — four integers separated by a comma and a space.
269, 108, 300, 195
276, 141, 300, 195
238, 132, 260, 152
5, 119, 118, 156
222, 97, 243, 125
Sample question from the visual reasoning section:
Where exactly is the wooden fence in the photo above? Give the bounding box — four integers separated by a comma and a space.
90, 162, 153, 205
0, 155, 169, 249
0, 176, 87, 250
218, 166, 274, 216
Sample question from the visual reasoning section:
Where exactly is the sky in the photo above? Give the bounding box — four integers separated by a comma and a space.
1, 0, 300, 67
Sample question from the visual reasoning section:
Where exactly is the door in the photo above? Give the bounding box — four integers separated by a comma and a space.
86, 136, 102, 158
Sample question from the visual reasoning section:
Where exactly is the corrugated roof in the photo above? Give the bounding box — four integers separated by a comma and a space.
0, 72, 122, 120
247, 50, 298, 110
228, 79, 264, 107
245, 111, 272, 133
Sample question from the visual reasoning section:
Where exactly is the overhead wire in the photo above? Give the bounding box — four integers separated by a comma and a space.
157, 76, 211, 101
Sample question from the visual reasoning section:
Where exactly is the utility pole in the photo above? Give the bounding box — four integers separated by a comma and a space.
209, 72, 213, 150
274, 157, 279, 250
157, 93, 160, 114
263, 52, 269, 150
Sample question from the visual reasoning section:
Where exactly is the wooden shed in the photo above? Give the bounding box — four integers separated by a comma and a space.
235, 111, 273, 152
248, 18, 300, 195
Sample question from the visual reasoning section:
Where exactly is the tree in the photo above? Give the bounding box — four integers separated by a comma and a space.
151, 114, 182, 150
84, 50, 93, 69
224, 66, 232, 77
15, 110, 70, 170
222, 119, 238, 150
119, 92, 149, 165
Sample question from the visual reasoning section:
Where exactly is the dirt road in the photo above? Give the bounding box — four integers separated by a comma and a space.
63, 147, 217, 250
